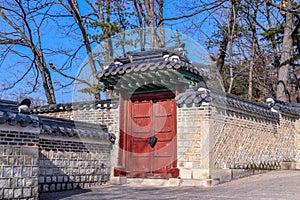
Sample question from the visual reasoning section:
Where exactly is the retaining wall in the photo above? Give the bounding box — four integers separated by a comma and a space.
176, 90, 299, 185
38, 134, 112, 193
0, 109, 114, 199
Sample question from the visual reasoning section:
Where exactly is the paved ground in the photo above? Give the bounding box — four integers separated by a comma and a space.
40, 170, 300, 200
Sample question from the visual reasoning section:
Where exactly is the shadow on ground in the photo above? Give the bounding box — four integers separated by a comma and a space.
39, 171, 300, 200
39, 189, 91, 200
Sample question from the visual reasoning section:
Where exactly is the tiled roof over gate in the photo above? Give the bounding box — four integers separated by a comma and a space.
97, 49, 211, 91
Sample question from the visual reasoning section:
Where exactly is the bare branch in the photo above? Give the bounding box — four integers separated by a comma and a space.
2, 61, 33, 90
48, 63, 92, 87
158, 0, 226, 25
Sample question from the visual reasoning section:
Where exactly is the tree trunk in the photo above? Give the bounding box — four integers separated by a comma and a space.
148, 0, 157, 48
133, 0, 145, 51
158, 0, 165, 48
277, 5, 294, 102
217, 0, 240, 86
248, 42, 255, 100
67, 0, 100, 100
217, 35, 229, 76
32, 47, 56, 104
104, 0, 113, 62
40, 65, 56, 104
248, 0, 258, 100
227, 0, 239, 93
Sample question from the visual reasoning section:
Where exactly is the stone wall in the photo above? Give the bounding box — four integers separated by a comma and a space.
175, 90, 300, 185
295, 119, 300, 163
177, 105, 210, 180
33, 103, 120, 178
0, 105, 115, 199
0, 125, 39, 199
38, 135, 112, 193
206, 102, 298, 183
210, 106, 296, 171
33, 92, 300, 186
38, 107, 120, 139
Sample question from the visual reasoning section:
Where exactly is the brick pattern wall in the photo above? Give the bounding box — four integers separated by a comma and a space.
40, 111, 73, 120
40, 107, 120, 175
39, 108, 119, 139
0, 126, 39, 200
38, 135, 112, 193
74, 108, 120, 176
210, 106, 296, 170
74, 109, 119, 133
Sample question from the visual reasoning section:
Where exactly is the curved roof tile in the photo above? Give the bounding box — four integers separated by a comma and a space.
0, 100, 115, 142
175, 89, 282, 118
0, 110, 39, 128
97, 49, 211, 91
30, 99, 118, 114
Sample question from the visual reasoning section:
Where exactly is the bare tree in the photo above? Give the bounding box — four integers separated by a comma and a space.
0, 0, 57, 104
247, 0, 259, 100
216, 0, 240, 78
226, 0, 240, 94
133, 0, 166, 49
267, 0, 300, 102
59, 0, 101, 99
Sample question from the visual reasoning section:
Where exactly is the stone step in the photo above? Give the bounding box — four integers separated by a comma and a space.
109, 177, 181, 186
180, 179, 219, 187
109, 177, 219, 187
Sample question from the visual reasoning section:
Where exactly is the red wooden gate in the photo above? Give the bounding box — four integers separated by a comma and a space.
122, 92, 178, 178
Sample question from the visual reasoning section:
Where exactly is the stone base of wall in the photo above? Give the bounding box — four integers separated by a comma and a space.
0, 145, 39, 199
211, 169, 269, 184
109, 169, 270, 187
280, 162, 300, 170
38, 135, 112, 193
0, 126, 39, 200
109, 176, 212, 187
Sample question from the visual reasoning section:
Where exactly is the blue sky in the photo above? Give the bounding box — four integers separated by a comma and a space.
0, 0, 215, 104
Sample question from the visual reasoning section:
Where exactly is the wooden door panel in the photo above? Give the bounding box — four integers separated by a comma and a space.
132, 139, 154, 153
153, 101, 173, 116
152, 156, 173, 173
153, 116, 173, 133
132, 156, 151, 172
132, 101, 151, 117
126, 92, 177, 178
132, 117, 151, 133
155, 140, 175, 155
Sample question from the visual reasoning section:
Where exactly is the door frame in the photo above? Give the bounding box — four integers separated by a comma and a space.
115, 91, 179, 178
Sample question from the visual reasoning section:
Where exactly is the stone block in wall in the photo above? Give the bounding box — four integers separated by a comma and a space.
38, 134, 113, 193
3, 188, 13, 199
0, 125, 39, 200
192, 169, 210, 179
14, 188, 22, 198
0, 178, 9, 188
179, 169, 192, 179
211, 169, 232, 183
